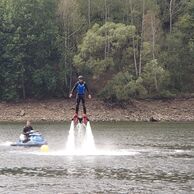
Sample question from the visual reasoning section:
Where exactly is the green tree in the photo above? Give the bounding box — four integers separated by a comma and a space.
100, 72, 147, 101
0, 0, 64, 100
159, 0, 194, 92
74, 22, 137, 76
141, 59, 169, 95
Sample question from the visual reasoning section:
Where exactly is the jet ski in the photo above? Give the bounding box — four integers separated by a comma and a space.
72, 113, 89, 126
11, 131, 47, 147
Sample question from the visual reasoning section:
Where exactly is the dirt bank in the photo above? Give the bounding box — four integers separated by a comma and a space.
0, 98, 194, 122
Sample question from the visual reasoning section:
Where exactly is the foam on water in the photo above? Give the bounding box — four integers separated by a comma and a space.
27, 149, 139, 156
0, 141, 12, 146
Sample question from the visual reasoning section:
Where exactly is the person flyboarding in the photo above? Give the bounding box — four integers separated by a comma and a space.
69, 75, 91, 124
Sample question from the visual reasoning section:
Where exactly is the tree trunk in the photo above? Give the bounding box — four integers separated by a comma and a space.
88, 0, 91, 26
21, 64, 26, 99
151, 13, 155, 60
104, 0, 108, 60
129, 0, 138, 76
139, 0, 145, 76
154, 72, 158, 92
169, 0, 173, 33
104, 0, 108, 23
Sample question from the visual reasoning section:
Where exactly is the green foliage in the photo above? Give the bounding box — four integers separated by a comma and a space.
0, 0, 193, 101
74, 22, 136, 76
0, 0, 68, 100
32, 65, 58, 98
141, 59, 169, 94
159, 0, 194, 92
100, 72, 147, 102
158, 90, 176, 99
99, 59, 169, 101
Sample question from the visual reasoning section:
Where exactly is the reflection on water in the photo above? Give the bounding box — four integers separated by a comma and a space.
0, 122, 194, 193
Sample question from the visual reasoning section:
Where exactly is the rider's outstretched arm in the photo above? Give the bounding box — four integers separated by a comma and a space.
69, 82, 78, 97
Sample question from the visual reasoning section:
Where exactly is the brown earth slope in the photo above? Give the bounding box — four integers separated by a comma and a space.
0, 98, 194, 122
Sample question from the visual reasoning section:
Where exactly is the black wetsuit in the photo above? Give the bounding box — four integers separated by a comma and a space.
23, 126, 33, 143
23, 126, 34, 142
23, 126, 33, 134
71, 81, 89, 114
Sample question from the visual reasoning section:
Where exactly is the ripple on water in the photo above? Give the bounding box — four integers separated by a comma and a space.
0, 166, 193, 183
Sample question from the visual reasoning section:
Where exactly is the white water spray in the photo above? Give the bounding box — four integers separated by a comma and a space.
82, 122, 95, 152
65, 121, 96, 154
0, 141, 12, 146
65, 121, 75, 153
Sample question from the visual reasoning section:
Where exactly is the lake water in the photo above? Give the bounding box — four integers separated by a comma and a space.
0, 122, 194, 194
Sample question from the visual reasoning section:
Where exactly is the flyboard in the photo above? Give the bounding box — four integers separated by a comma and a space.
72, 113, 89, 127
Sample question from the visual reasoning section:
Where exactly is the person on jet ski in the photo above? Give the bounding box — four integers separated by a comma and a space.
22, 120, 34, 142
69, 75, 91, 118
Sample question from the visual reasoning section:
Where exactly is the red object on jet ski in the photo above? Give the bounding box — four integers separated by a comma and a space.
82, 114, 88, 125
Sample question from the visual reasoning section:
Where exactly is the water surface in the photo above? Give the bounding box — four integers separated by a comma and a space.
0, 122, 194, 193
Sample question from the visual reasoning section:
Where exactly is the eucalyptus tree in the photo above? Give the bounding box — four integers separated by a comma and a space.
74, 22, 136, 76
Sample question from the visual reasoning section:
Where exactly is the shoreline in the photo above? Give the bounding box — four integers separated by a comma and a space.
0, 98, 194, 122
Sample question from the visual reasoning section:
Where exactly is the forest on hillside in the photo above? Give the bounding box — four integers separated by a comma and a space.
0, 0, 194, 101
